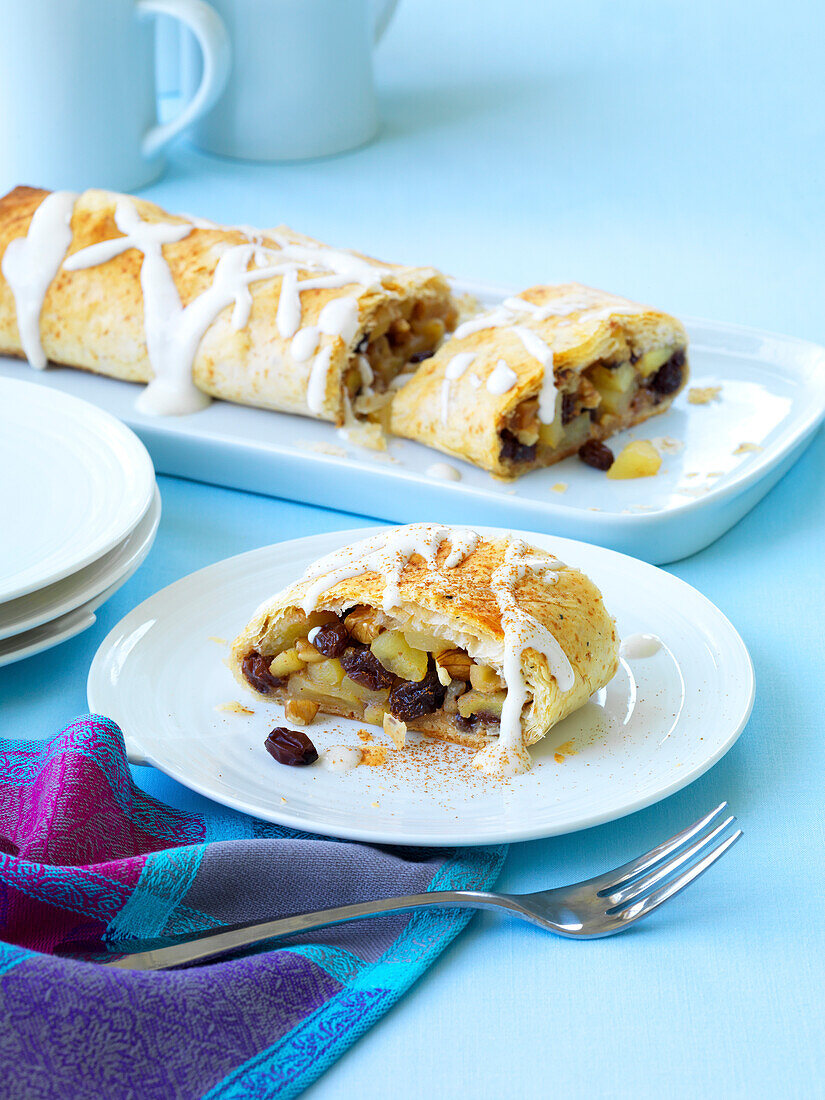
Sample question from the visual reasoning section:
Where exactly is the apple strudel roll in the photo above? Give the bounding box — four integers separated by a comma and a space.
0, 187, 456, 433
390, 284, 689, 477
230, 524, 618, 775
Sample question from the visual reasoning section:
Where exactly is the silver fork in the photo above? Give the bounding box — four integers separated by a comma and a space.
105, 802, 741, 971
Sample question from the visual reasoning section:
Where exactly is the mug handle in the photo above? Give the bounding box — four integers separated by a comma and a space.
139, 0, 231, 158
373, 0, 400, 42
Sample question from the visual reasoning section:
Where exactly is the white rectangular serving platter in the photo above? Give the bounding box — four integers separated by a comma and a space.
2, 278, 823, 564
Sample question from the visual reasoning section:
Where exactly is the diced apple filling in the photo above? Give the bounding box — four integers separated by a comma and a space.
242, 608, 513, 740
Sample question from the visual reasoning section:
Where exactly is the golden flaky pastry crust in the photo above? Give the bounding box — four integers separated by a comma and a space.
390, 283, 689, 477
229, 530, 618, 751
0, 186, 455, 424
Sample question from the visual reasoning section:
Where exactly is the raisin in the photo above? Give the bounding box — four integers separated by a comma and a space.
389, 659, 446, 721
242, 651, 284, 694
340, 645, 394, 690
265, 727, 318, 766
649, 350, 686, 395
499, 429, 537, 465
561, 393, 577, 424
578, 440, 615, 470
312, 619, 350, 658
454, 714, 478, 732
409, 349, 434, 363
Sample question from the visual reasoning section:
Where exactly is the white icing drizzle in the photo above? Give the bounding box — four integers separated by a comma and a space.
291, 326, 320, 362
440, 351, 476, 423
307, 626, 321, 644
473, 539, 574, 777
486, 359, 518, 395
467, 373, 482, 389
276, 267, 301, 338
318, 296, 360, 344
297, 524, 481, 614
1, 191, 79, 369
619, 633, 662, 660
307, 346, 334, 414
426, 462, 462, 482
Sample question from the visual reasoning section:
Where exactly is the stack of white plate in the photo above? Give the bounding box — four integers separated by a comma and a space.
0, 378, 159, 667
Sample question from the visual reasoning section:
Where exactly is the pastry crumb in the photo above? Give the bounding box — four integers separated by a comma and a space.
214, 701, 254, 715
733, 442, 763, 455
554, 752, 565, 764
280, 796, 287, 804
357, 729, 373, 743
652, 436, 684, 455
678, 486, 710, 498
551, 482, 568, 494
688, 385, 722, 405
707, 471, 723, 478
370, 801, 380, 809
297, 440, 349, 458
360, 745, 388, 767
685, 471, 699, 478
208, 636, 228, 645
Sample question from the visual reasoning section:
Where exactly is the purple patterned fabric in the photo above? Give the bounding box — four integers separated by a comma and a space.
0, 716, 506, 1099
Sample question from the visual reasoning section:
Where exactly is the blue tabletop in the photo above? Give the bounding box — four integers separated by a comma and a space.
3, 0, 824, 1096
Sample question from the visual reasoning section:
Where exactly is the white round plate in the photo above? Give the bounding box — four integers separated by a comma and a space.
0, 377, 155, 603
0, 488, 160, 668
88, 527, 754, 846
0, 485, 161, 640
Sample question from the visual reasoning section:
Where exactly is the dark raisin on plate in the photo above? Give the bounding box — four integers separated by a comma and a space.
242, 651, 284, 694
648, 349, 686, 395
340, 645, 395, 690
312, 619, 350, 658
499, 429, 537, 465
578, 439, 615, 471
265, 726, 318, 766
389, 659, 447, 721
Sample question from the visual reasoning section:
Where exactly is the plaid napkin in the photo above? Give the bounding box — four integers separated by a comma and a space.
0, 716, 506, 1099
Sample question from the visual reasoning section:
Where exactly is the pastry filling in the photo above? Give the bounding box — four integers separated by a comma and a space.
347, 298, 458, 423
498, 346, 687, 468
242, 606, 509, 744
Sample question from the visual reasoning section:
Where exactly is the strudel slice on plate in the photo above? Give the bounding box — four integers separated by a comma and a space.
230, 525, 618, 775
390, 283, 689, 477
0, 187, 456, 438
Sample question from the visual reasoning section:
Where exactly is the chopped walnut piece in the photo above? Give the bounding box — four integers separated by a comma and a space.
285, 699, 320, 726
344, 606, 384, 644
436, 649, 472, 681
383, 713, 407, 749
688, 385, 722, 405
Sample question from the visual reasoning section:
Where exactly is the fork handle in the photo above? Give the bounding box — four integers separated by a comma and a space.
103, 890, 511, 970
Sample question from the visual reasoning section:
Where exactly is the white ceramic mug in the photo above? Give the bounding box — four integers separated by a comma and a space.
180, 0, 400, 161
0, 0, 231, 193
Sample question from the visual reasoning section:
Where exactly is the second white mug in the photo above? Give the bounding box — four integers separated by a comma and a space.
180, 0, 400, 161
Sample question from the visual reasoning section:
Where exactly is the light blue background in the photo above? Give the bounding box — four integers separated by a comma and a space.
2, 1, 824, 1096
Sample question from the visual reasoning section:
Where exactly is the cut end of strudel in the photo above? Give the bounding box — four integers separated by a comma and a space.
390, 284, 689, 478
229, 524, 618, 776
0, 186, 457, 435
